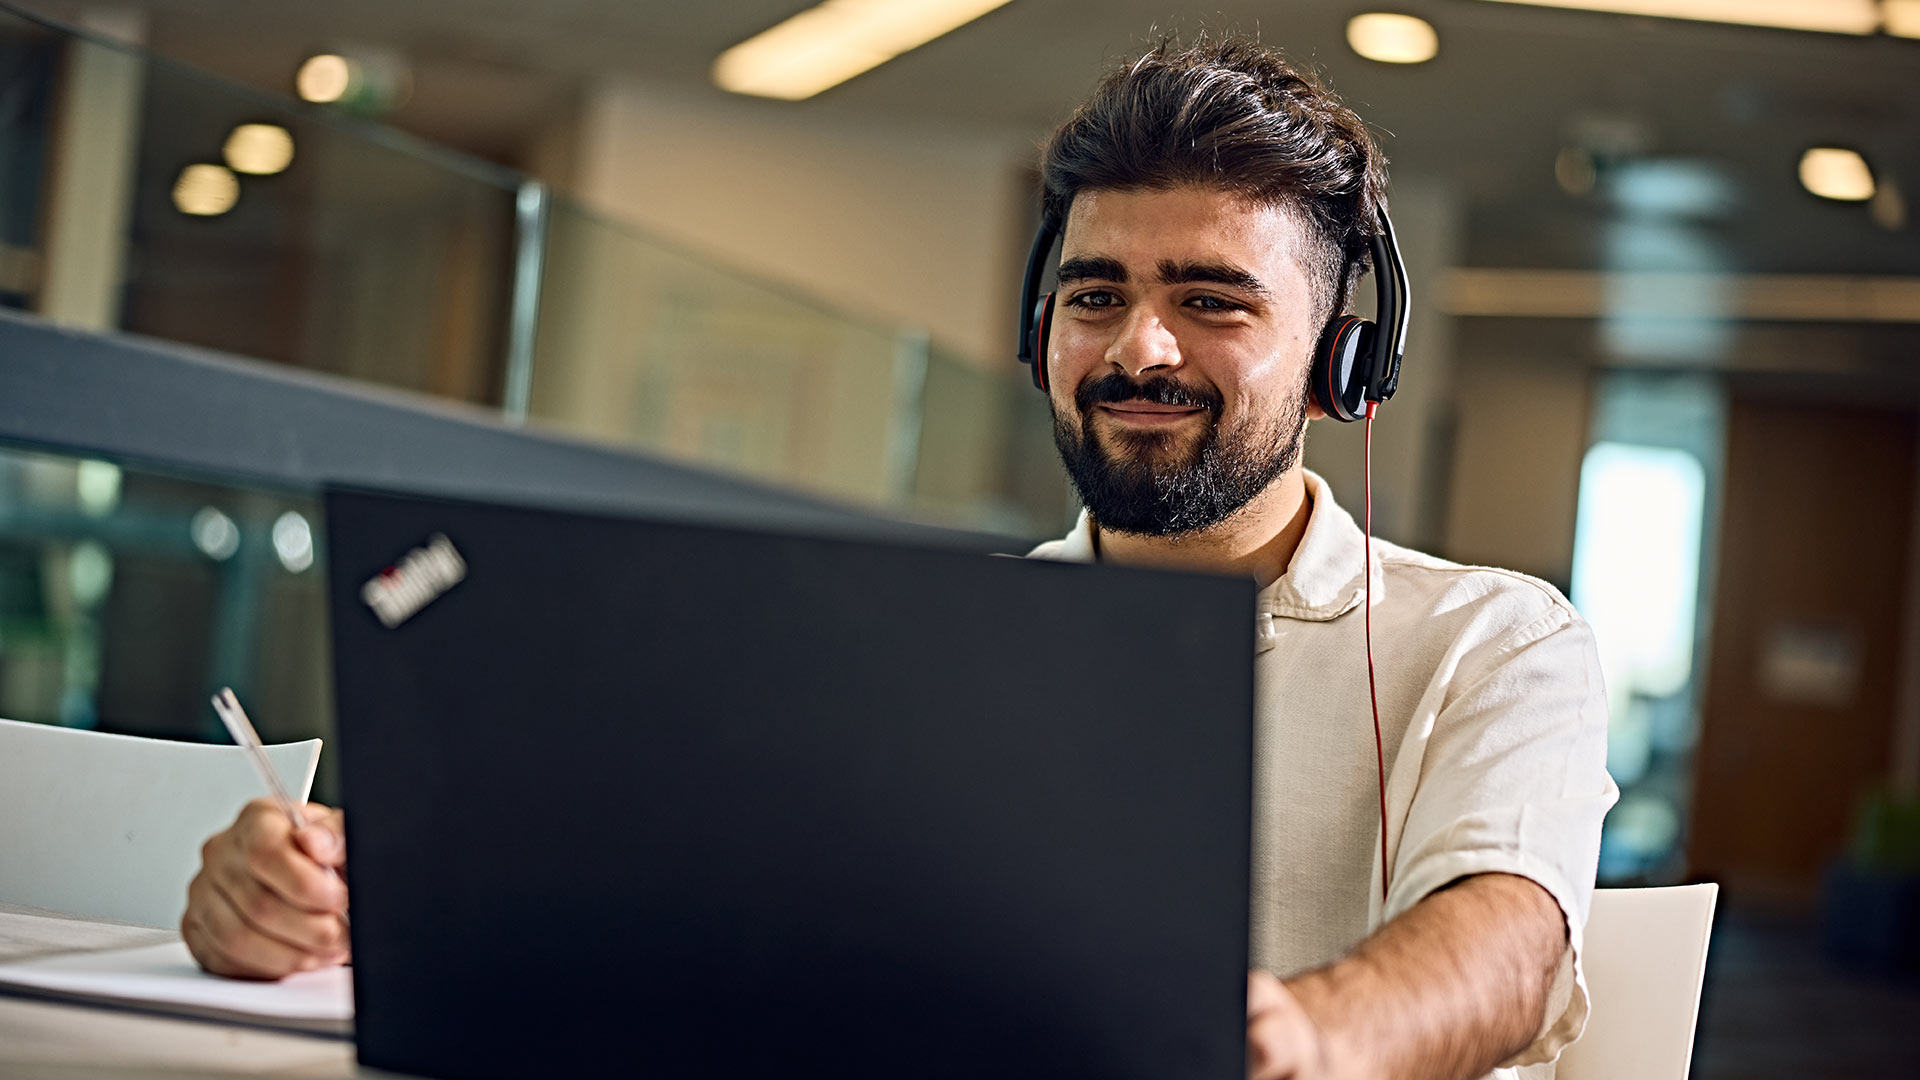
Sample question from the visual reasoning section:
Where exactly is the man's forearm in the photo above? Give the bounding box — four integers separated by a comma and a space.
1284, 873, 1566, 1080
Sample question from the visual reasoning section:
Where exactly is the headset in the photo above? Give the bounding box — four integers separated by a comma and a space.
1016, 202, 1412, 904
1015, 207, 1410, 421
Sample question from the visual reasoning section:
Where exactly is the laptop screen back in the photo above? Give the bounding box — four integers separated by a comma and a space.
326, 488, 1254, 1079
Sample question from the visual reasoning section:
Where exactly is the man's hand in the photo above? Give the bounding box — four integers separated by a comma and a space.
182, 799, 350, 979
1247, 970, 1331, 1079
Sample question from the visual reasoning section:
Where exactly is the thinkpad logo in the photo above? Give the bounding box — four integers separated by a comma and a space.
362, 533, 466, 628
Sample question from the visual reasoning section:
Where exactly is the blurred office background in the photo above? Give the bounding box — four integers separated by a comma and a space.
1, 0, 1917, 1071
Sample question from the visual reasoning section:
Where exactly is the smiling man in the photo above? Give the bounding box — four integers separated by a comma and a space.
178, 28, 1612, 1080
1024, 36, 1616, 1080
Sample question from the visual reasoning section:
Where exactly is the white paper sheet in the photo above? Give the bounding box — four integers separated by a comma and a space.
0, 939, 352, 1036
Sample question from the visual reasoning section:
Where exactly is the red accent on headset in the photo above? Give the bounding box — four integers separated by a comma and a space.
1324, 316, 1358, 419
1033, 294, 1054, 391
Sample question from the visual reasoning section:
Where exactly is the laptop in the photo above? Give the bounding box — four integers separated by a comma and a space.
325, 487, 1254, 1079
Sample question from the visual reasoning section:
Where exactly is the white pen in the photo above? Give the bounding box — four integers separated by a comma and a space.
211, 687, 349, 924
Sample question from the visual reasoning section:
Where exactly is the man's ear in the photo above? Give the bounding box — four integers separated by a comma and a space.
1305, 399, 1329, 422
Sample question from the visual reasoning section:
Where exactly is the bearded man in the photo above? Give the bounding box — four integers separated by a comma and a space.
181, 31, 1614, 1080
1021, 33, 1615, 1080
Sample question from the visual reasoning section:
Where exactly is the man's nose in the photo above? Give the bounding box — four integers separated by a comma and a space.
1104, 306, 1182, 378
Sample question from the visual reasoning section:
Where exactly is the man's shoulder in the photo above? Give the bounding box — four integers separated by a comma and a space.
1375, 539, 1582, 645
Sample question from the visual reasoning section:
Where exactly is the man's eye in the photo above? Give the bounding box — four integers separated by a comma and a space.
1187, 295, 1242, 312
1065, 290, 1119, 309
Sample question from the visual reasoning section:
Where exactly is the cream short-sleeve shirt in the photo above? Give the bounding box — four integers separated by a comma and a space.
1028, 471, 1617, 1078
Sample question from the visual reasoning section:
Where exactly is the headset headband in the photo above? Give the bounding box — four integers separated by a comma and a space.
1367, 210, 1410, 404
1016, 213, 1063, 365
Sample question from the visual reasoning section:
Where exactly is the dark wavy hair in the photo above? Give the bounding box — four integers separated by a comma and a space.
1040, 33, 1389, 323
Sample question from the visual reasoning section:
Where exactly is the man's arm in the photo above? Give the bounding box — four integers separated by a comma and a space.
1247, 872, 1565, 1080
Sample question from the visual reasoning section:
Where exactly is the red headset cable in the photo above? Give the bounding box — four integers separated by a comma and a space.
1364, 400, 1389, 906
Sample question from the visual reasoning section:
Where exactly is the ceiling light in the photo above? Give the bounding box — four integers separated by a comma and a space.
67, 541, 114, 607
1347, 13, 1440, 63
296, 54, 353, 103
74, 459, 122, 517
190, 506, 241, 561
1472, 1, 1880, 34
272, 511, 315, 573
223, 123, 295, 176
714, 0, 1016, 101
172, 164, 239, 217
1800, 148, 1875, 201
1886, 0, 1920, 37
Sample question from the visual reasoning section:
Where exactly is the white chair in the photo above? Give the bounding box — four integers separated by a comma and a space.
1556, 883, 1720, 1080
0, 717, 321, 929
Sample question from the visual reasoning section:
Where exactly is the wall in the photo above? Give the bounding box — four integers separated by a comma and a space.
1440, 319, 1595, 587
567, 80, 1032, 371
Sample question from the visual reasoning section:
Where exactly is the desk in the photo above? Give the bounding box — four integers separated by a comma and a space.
0, 904, 363, 1078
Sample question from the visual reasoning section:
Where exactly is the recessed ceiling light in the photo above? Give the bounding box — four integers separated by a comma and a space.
272, 511, 315, 573
1471, 1, 1881, 34
172, 164, 239, 217
296, 54, 353, 103
223, 124, 295, 176
190, 506, 241, 560
1347, 13, 1441, 64
714, 0, 1016, 101
1885, 0, 1920, 37
1799, 148, 1875, 202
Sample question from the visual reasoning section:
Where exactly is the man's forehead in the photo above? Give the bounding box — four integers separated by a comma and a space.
1059, 186, 1308, 266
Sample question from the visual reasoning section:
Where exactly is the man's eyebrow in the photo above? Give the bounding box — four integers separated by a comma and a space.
1156, 259, 1271, 298
1056, 255, 1128, 285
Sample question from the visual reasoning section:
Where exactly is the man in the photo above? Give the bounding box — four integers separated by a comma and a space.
185, 34, 1614, 1080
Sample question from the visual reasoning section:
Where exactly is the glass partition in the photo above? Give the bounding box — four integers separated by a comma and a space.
120, 66, 519, 405
0, 1, 1062, 543
0, 14, 54, 311
0, 4, 522, 406
528, 200, 912, 508
0, 442, 337, 797
911, 345, 1075, 538
0, 4, 1066, 769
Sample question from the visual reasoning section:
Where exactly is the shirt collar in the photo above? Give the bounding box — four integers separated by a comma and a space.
1024, 470, 1380, 637
1262, 469, 1378, 624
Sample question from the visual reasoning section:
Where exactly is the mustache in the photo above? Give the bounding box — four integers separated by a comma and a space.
1074, 373, 1224, 414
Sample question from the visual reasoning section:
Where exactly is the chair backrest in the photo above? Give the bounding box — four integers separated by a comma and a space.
0, 717, 320, 929
1556, 883, 1720, 1080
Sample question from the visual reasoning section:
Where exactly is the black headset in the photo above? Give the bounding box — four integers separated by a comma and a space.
1015, 206, 1410, 422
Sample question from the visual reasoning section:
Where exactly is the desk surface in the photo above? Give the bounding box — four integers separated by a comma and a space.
0, 904, 365, 1079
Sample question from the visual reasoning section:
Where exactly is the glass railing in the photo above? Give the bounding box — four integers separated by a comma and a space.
527, 199, 915, 508
0, 1, 1073, 538
0, 1, 1078, 759
0, 441, 341, 795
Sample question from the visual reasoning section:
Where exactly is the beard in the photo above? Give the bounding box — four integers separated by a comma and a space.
1051, 371, 1307, 539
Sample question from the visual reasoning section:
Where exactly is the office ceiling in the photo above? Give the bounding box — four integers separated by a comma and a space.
15, 0, 1920, 276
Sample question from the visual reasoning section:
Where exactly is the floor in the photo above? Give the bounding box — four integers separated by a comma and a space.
1691, 904, 1920, 1078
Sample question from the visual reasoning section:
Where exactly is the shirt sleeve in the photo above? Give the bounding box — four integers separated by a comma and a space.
1383, 608, 1619, 1068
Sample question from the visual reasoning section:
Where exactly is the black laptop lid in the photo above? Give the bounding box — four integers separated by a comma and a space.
326, 488, 1254, 1079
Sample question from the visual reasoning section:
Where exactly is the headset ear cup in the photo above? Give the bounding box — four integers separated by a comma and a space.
1311, 315, 1374, 423
1029, 293, 1056, 391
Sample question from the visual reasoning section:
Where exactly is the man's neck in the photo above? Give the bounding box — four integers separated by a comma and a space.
1092, 469, 1312, 590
